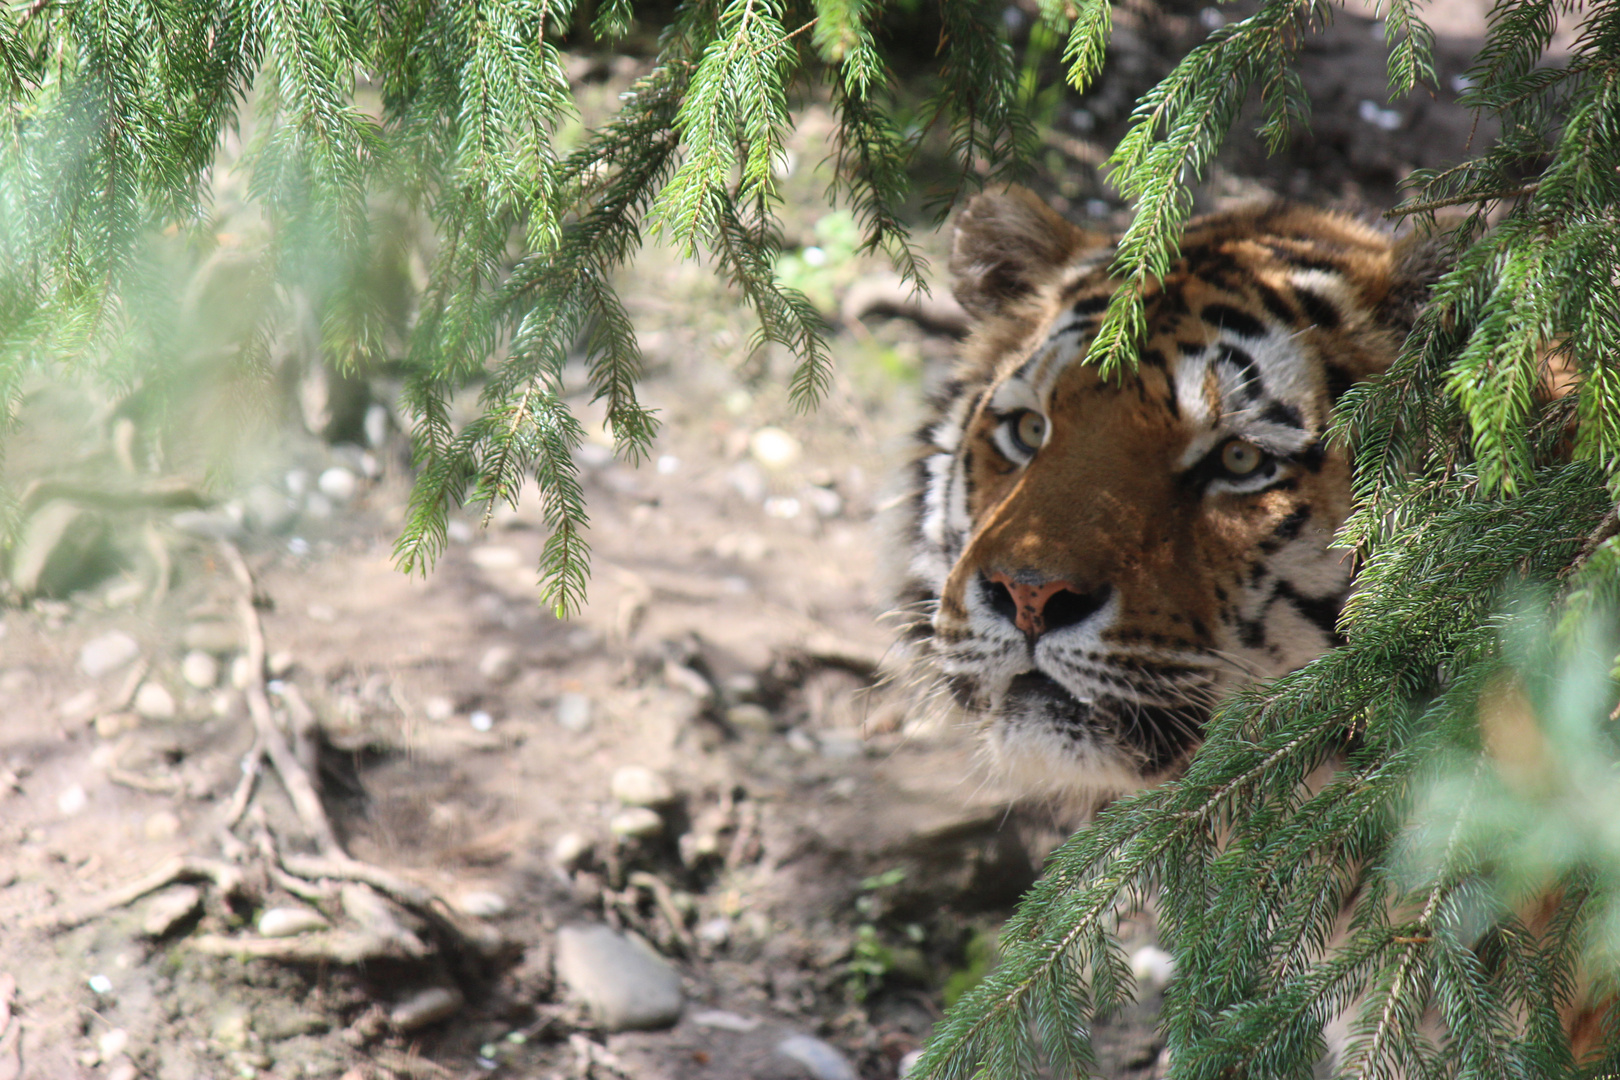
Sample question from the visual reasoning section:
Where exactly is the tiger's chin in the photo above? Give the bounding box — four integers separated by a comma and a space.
977, 671, 1205, 803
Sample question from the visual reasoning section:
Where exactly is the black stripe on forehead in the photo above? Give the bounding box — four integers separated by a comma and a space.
1201, 303, 1267, 340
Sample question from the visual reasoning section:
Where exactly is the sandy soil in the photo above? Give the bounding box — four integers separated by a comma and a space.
0, 4, 1497, 1078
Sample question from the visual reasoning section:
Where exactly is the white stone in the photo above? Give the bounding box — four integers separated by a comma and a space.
1130, 944, 1176, 990
455, 890, 509, 918
468, 711, 494, 732
133, 682, 177, 720
611, 766, 674, 807
555, 925, 683, 1031
180, 651, 219, 689
556, 693, 592, 732
57, 784, 88, 815
79, 632, 140, 678
553, 832, 592, 871
695, 917, 733, 947
317, 466, 358, 502
609, 807, 664, 839
424, 695, 456, 722
691, 1009, 759, 1032
898, 1049, 924, 1078
257, 907, 329, 937
364, 403, 392, 448
267, 651, 295, 678
97, 1028, 129, 1061
478, 644, 519, 683
230, 655, 255, 690
749, 426, 802, 469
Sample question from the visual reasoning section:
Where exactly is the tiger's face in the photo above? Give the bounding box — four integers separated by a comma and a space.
898, 188, 1426, 795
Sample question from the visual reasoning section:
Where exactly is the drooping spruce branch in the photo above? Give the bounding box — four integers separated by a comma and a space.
0, 0, 1041, 614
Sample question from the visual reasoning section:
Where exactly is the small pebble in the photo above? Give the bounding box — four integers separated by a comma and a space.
610, 766, 673, 807
257, 907, 330, 937
79, 632, 140, 677
898, 1049, 924, 1078
363, 403, 391, 448
97, 1028, 129, 1061
726, 703, 773, 732
229, 656, 255, 690
749, 427, 802, 469
144, 810, 181, 841
318, 466, 358, 502
609, 807, 664, 839
94, 712, 138, 739
285, 469, 311, 497
553, 832, 592, 871
140, 885, 203, 937
691, 1009, 759, 1032
267, 651, 295, 678
87, 974, 113, 994
816, 732, 864, 760
105, 1061, 137, 1080
133, 682, 177, 720
180, 651, 219, 689
469, 710, 494, 732
695, 916, 733, 948
1130, 944, 1176, 990
775, 1034, 857, 1080
60, 689, 98, 721
390, 986, 463, 1031
424, 695, 456, 721
479, 644, 519, 683
58, 784, 87, 815
555, 692, 592, 732
455, 891, 509, 918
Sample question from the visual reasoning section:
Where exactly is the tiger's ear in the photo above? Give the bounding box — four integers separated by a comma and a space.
950, 186, 1099, 321
1376, 224, 1458, 333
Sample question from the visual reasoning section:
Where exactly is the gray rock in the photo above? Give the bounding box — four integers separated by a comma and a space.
79, 631, 141, 677
775, 1035, 858, 1080
478, 644, 519, 683
390, 986, 462, 1031
555, 924, 683, 1031
610, 766, 674, 807
556, 692, 592, 732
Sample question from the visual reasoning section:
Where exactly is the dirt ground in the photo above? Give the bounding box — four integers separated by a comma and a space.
0, 4, 1502, 1078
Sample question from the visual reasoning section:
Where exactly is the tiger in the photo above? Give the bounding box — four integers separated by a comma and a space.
894, 185, 1433, 797
891, 187, 1609, 1068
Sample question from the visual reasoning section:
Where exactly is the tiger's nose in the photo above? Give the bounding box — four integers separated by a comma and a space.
984, 572, 1112, 639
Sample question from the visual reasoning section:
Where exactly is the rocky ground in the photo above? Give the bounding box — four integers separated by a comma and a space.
0, 3, 1504, 1078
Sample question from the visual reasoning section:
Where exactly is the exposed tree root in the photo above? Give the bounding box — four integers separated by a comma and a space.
34, 538, 497, 975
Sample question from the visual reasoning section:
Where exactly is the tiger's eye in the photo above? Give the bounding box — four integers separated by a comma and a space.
1012, 411, 1047, 453
1220, 438, 1264, 476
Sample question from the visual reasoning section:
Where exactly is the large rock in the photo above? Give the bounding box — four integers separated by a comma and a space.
554, 924, 683, 1031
